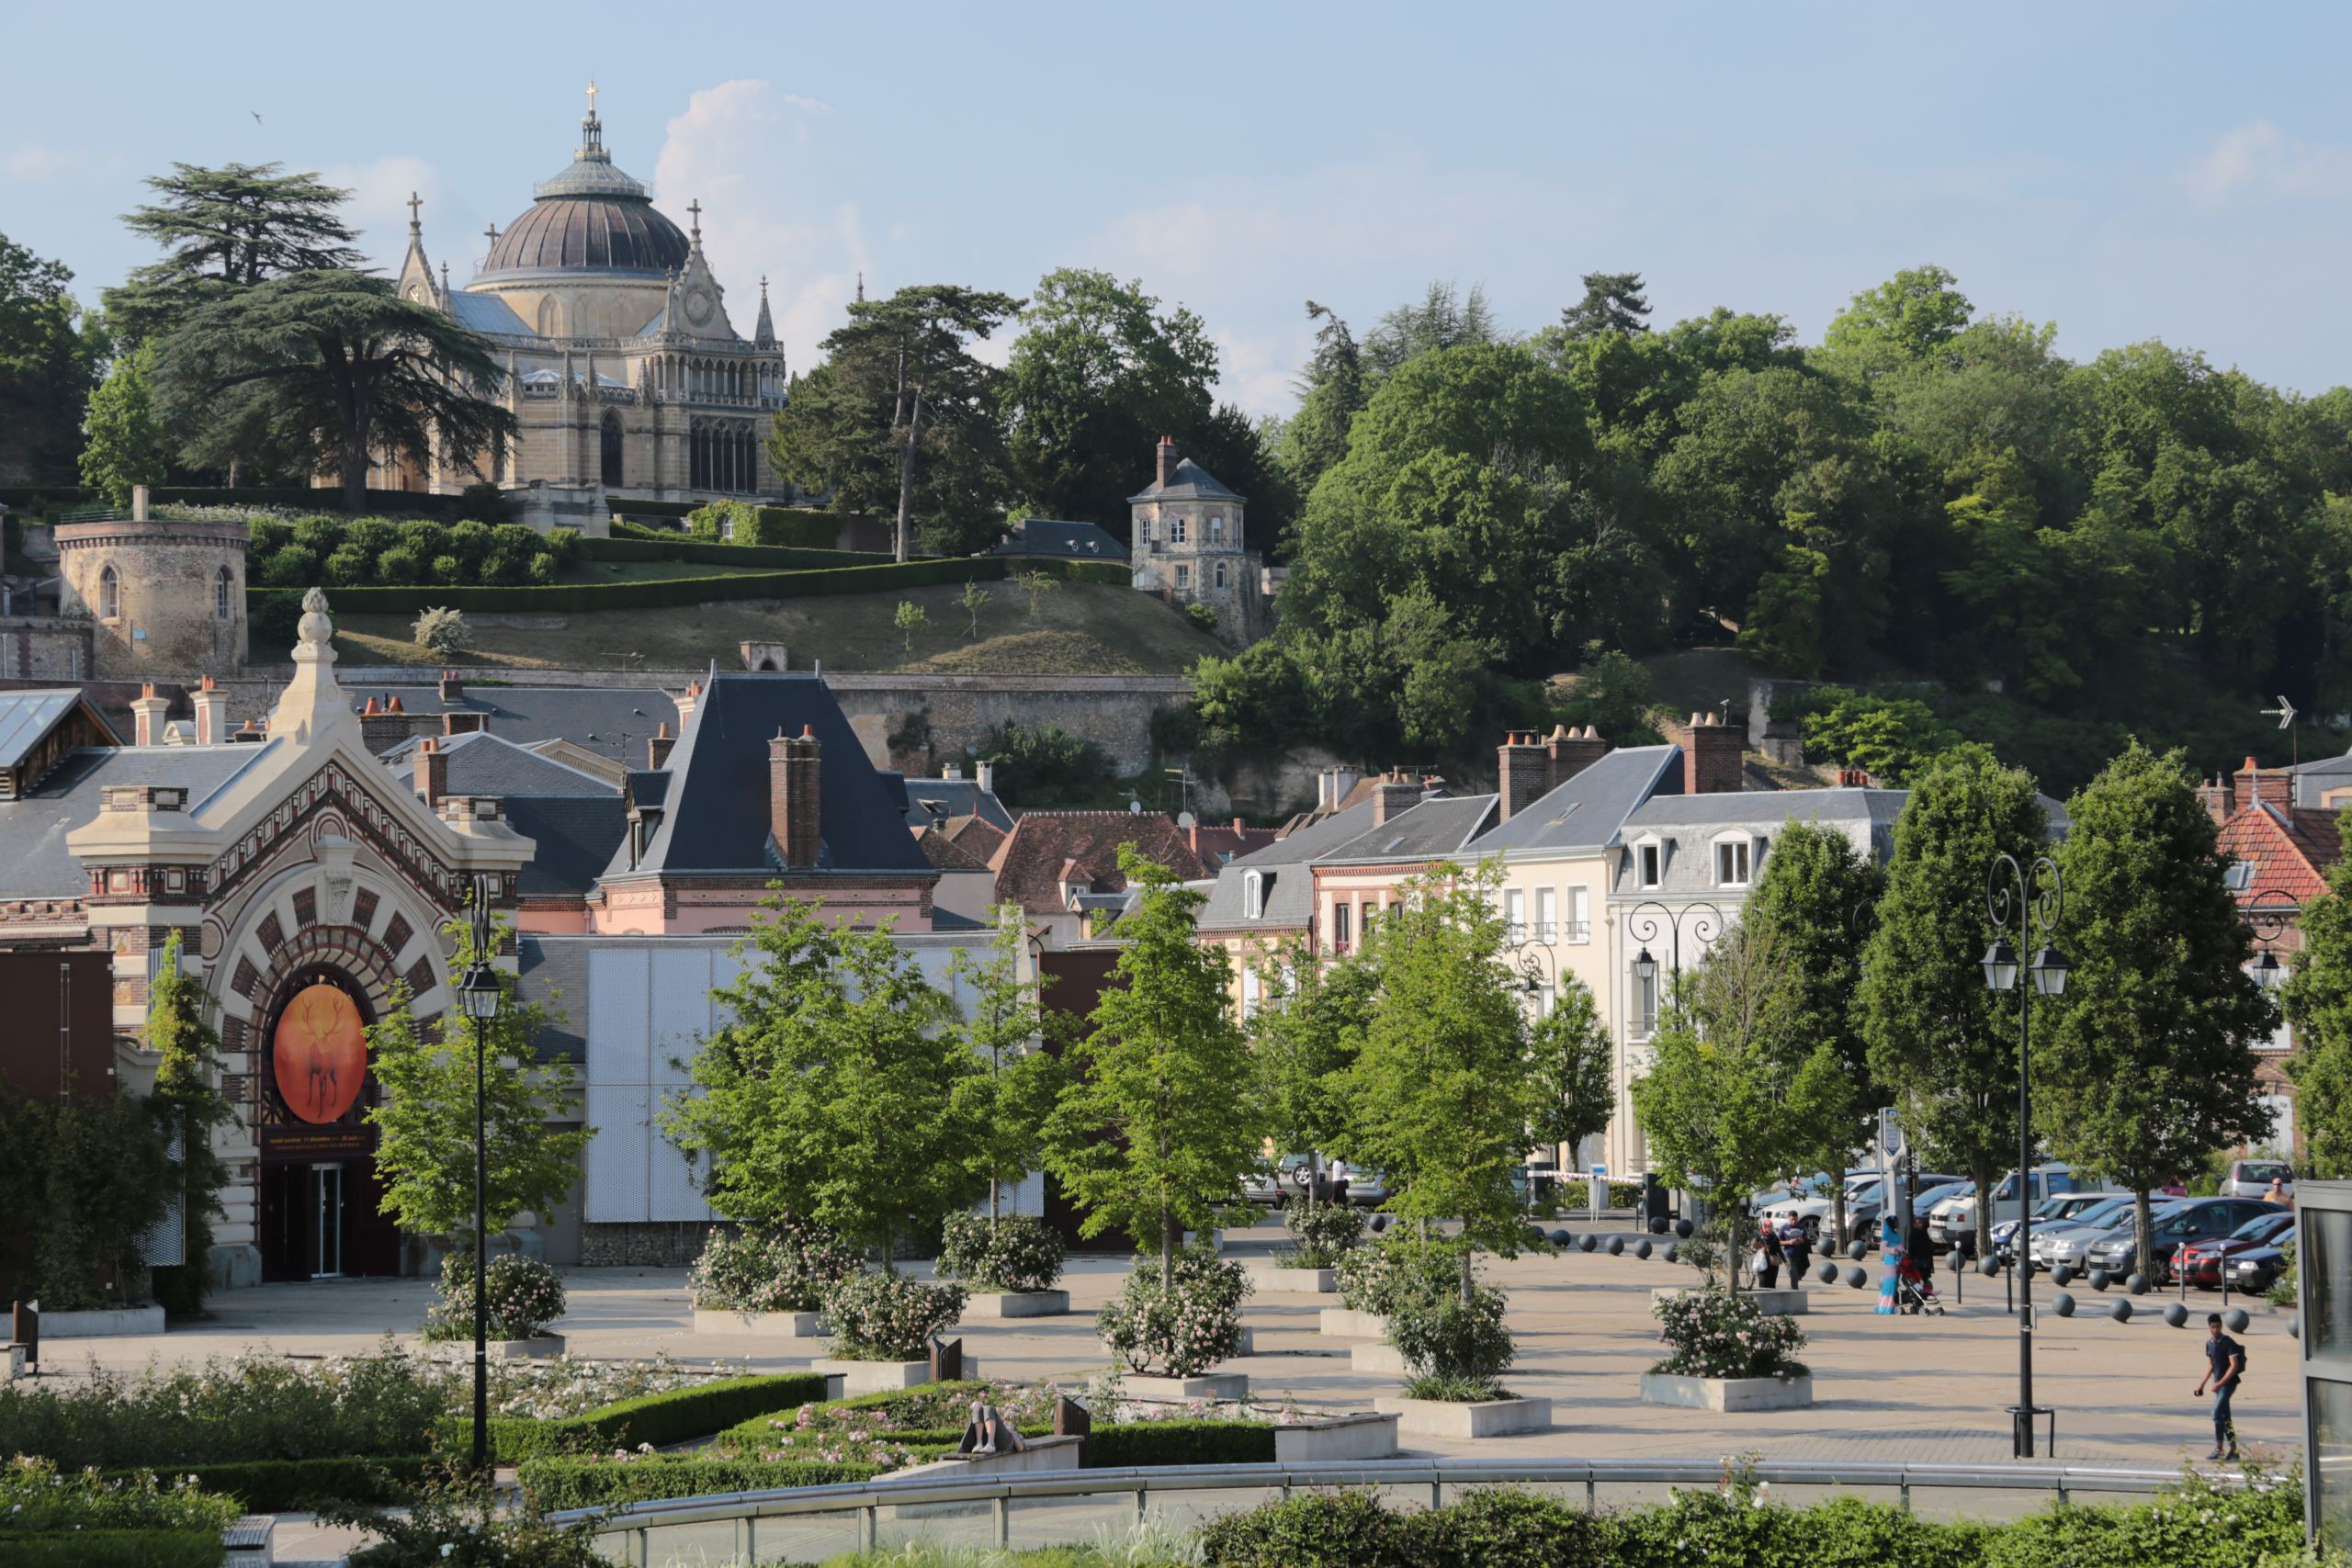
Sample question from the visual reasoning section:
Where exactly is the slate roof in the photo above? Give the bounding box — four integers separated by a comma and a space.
1195, 798, 1380, 932
613, 673, 930, 877
380, 730, 617, 797
1186, 819, 1279, 867
987, 810, 1208, 912
481, 194, 691, 278
0, 691, 85, 770
1611, 787, 1908, 899
991, 519, 1128, 558
1466, 746, 1684, 855
503, 795, 628, 900
1319, 794, 1500, 864
904, 775, 1014, 832
1127, 457, 1243, 503
0, 744, 277, 898
448, 291, 534, 337
2287, 750, 2352, 807
347, 685, 679, 764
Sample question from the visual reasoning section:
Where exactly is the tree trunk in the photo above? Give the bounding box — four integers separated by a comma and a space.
1160, 1209, 1176, 1292
340, 442, 369, 514
2135, 1188, 2154, 1282
1831, 1183, 1849, 1260
1458, 1243, 1474, 1308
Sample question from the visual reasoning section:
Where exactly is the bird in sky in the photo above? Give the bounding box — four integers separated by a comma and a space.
252, 111, 263, 124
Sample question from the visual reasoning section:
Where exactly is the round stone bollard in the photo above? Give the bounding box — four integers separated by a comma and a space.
1547, 1229, 1571, 1247
2052, 1292, 2075, 1317
2111, 1299, 2135, 1322
2291, 1315, 2301, 1340
1663, 1243, 1679, 1264
2163, 1303, 2189, 1328
1634, 1238, 1654, 1260
1606, 1235, 1625, 1257
1847, 1266, 1869, 1289
2225, 1309, 2251, 1334
2126, 1273, 2151, 1296
1676, 1218, 1694, 1239
2087, 1269, 2111, 1292
1578, 1234, 1598, 1254
1979, 1257, 2001, 1277
2052, 1264, 2075, 1288
1848, 1240, 1869, 1261
1816, 1260, 1838, 1284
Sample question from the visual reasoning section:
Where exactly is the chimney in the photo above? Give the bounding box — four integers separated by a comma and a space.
443, 711, 486, 736
976, 760, 996, 795
943, 762, 963, 781
437, 669, 463, 704
1684, 711, 1745, 795
233, 717, 265, 743
130, 682, 169, 747
769, 724, 822, 868
359, 694, 409, 754
130, 484, 149, 523
676, 681, 701, 727
193, 675, 230, 747
1498, 729, 1548, 821
2197, 773, 2238, 825
1371, 770, 1420, 826
413, 737, 447, 807
1156, 435, 1178, 489
648, 721, 675, 770
2238, 756, 2292, 815
1544, 724, 1609, 789
1837, 766, 1874, 788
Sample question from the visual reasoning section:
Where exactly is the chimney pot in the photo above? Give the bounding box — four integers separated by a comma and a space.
976, 760, 996, 795
413, 736, 448, 807
770, 726, 822, 868
1685, 709, 1744, 795
438, 669, 463, 704
1498, 729, 1548, 822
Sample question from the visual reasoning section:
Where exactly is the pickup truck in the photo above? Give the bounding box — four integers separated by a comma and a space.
1927, 1165, 2078, 1248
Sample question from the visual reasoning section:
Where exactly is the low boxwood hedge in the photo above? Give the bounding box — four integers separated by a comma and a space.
517, 1456, 879, 1512
1, 1529, 225, 1568
578, 534, 877, 569
99, 1455, 432, 1511
1084, 1419, 1274, 1469
436, 1372, 831, 1464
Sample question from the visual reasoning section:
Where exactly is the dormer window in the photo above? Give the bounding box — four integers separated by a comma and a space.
1637, 840, 1662, 889
1243, 869, 1267, 920
1713, 833, 1753, 888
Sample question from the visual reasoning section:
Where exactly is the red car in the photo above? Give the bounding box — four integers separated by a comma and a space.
2173, 1210, 2295, 1288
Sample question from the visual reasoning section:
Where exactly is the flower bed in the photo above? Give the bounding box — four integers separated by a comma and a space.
0, 1457, 240, 1568
439, 1371, 834, 1464
1651, 1285, 1809, 1382
516, 1456, 880, 1512
717, 1380, 1057, 1470
689, 1220, 859, 1315
1281, 1203, 1366, 1269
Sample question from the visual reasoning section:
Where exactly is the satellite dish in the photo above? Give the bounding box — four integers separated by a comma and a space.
1128, 799, 1143, 815
1177, 811, 1196, 829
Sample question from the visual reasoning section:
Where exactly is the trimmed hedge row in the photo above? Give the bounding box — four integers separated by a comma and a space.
1084, 1419, 1275, 1468
577, 535, 879, 569
2, 1529, 224, 1568
610, 498, 699, 519
0, 485, 472, 520
100, 1456, 431, 1512
688, 500, 840, 549
517, 1456, 880, 1512
436, 1372, 831, 1464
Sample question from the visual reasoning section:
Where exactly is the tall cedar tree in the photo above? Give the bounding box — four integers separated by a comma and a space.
1349, 865, 1538, 1302
1858, 743, 2049, 1254
1738, 818, 1884, 1247
364, 916, 593, 1241
154, 271, 514, 512
105, 162, 364, 349
662, 897, 986, 1268
2288, 815, 2352, 1178
1560, 271, 1652, 339
946, 906, 1063, 1223
1045, 849, 1260, 1287
1248, 942, 1376, 1208
2039, 740, 2275, 1263
144, 931, 233, 1314
1527, 977, 1614, 1170
1279, 300, 1366, 500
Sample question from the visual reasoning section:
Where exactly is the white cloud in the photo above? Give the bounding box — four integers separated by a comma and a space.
324, 154, 444, 272
654, 79, 865, 371
1, 142, 124, 185
2182, 121, 2352, 209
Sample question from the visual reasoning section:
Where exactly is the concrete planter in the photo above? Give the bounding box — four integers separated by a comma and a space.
1124, 1372, 1249, 1402
1651, 1286, 1809, 1316
1243, 1262, 1337, 1294
1350, 1342, 1408, 1374
1375, 1394, 1552, 1438
1275, 1413, 1399, 1462
814, 1357, 978, 1395
1319, 1307, 1388, 1338
961, 1291, 1069, 1320
692, 1308, 829, 1338
1640, 1371, 1814, 1412
429, 1334, 564, 1361
39, 1305, 164, 1339
883, 1435, 1085, 1479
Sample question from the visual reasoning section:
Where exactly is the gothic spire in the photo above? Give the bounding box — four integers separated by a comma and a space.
754, 275, 775, 348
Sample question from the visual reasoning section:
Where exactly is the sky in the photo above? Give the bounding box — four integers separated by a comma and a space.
6, 2, 2350, 418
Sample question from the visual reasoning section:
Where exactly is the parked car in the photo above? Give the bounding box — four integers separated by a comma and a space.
1767, 1172, 1962, 1245
1991, 1191, 2130, 1261
2030, 1195, 2148, 1269
1928, 1165, 2079, 1247
1239, 1154, 1310, 1207
2083, 1198, 2278, 1282
1340, 1168, 1390, 1208
2176, 1210, 2296, 1289
2219, 1158, 2295, 1201
1851, 1180, 1973, 1250
2226, 1240, 2292, 1295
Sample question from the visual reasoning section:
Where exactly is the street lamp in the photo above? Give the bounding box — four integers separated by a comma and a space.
458, 878, 503, 1475
2245, 889, 2299, 993
1984, 852, 2064, 1459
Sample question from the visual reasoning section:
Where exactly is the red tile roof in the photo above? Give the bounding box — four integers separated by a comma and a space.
989, 810, 1210, 912
1188, 818, 1278, 866
2217, 803, 2344, 905
915, 814, 1006, 871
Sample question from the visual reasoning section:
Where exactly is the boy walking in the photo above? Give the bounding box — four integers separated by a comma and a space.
2194, 1313, 2245, 1461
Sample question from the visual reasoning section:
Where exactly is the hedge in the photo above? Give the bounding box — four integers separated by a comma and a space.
1084, 1419, 1275, 1468
99, 1455, 431, 1511
516, 1456, 880, 1512
0, 1530, 224, 1568
435, 1372, 831, 1464
577, 535, 880, 569
688, 501, 842, 550
0, 485, 471, 520
610, 498, 699, 519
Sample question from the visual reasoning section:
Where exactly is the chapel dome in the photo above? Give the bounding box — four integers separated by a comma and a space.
479, 94, 692, 279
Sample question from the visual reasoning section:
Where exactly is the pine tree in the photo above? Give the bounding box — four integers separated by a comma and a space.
1560, 271, 1652, 339
105, 162, 364, 349
144, 931, 232, 1314
80, 344, 169, 505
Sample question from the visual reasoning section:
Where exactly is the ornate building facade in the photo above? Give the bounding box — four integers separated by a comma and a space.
1128, 436, 1266, 644
390, 88, 787, 502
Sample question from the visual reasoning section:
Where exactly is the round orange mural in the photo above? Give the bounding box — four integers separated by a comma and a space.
272, 983, 366, 1124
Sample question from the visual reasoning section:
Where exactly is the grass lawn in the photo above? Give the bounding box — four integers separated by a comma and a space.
333, 581, 1226, 675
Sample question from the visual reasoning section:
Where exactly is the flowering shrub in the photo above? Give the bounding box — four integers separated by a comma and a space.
1335, 1234, 1464, 1316
424, 1253, 566, 1341
1098, 1250, 1251, 1378
1283, 1201, 1366, 1268
688, 1220, 860, 1314
719, 1379, 1057, 1469
1388, 1282, 1514, 1399
937, 1213, 1066, 1293
821, 1270, 969, 1361
1652, 1285, 1810, 1381
482, 1353, 751, 1422
0, 1455, 240, 1533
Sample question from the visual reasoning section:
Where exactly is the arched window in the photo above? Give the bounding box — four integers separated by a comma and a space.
1214, 562, 1227, 590
215, 566, 233, 620
536, 296, 560, 336
99, 564, 119, 620
600, 409, 624, 487
1243, 869, 1270, 920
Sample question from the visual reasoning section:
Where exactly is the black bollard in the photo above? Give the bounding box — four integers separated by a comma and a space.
2126, 1273, 2151, 1296
2111, 1299, 2134, 1323
2052, 1291, 2075, 1318
1607, 1235, 1624, 1257
2163, 1303, 2188, 1328
2224, 1308, 2250, 1334
1634, 1238, 1653, 1260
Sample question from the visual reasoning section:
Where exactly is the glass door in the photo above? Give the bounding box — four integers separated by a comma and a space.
311, 1163, 345, 1279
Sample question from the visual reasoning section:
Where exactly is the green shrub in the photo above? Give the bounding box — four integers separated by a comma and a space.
1200, 1489, 1411, 1568
316, 1483, 606, 1568
102, 1455, 432, 1511
482, 550, 527, 585
345, 517, 399, 556
1405, 1486, 1606, 1568
526, 554, 558, 584
250, 591, 302, 651
291, 513, 341, 554
413, 604, 472, 655
938, 1213, 1067, 1293
1336, 1234, 1465, 1317
687, 1220, 860, 1314
399, 519, 444, 557
1184, 601, 1218, 631
262, 545, 317, 587
438, 1372, 832, 1463
422, 1253, 565, 1341
1651, 1284, 1808, 1381
515, 1456, 878, 1512
822, 1270, 968, 1361
460, 480, 511, 523
1388, 1282, 1513, 1396
324, 544, 372, 585
1084, 1419, 1274, 1469
447, 519, 492, 565
0, 1530, 225, 1568
431, 552, 464, 584
1097, 1250, 1250, 1377
1283, 1201, 1365, 1268
378, 545, 425, 584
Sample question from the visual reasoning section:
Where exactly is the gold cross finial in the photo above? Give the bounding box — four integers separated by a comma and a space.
586, 78, 598, 117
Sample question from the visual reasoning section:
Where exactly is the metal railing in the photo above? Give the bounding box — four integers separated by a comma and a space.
554, 1457, 2230, 1566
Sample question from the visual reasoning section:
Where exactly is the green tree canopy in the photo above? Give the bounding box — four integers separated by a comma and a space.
1527, 977, 1613, 1162
80, 343, 169, 505
104, 162, 364, 350
946, 906, 1062, 1223
1248, 942, 1375, 1184
1560, 271, 1651, 340
0, 231, 102, 484
2287, 814, 2352, 1178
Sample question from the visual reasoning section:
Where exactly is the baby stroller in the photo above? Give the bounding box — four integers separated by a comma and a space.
1894, 1249, 1945, 1316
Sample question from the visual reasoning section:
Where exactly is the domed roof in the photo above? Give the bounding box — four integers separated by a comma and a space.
479, 95, 692, 279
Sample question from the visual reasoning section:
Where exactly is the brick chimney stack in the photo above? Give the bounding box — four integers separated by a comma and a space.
193, 675, 229, 747
1156, 435, 1178, 489
649, 722, 676, 770
1370, 770, 1421, 826
131, 682, 169, 747
2237, 756, 2292, 815
1684, 711, 1744, 795
2197, 773, 2239, 825
676, 681, 701, 727
413, 737, 447, 807
1544, 724, 1609, 789
437, 669, 463, 704
1498, 730, 1548, 821
770, 724, 822, 868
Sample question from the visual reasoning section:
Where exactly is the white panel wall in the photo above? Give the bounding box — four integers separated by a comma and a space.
583, 945, 715, 1224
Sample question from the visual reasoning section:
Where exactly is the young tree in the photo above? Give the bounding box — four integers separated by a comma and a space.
365, 917, 592, 1242
1349, 865, 1538, 1302
958, 578, 990, 638
894, 599, 929, 653
105, 162, 364, 349
1045, 850, 1260, 1287
153, 270, 514, 512
80, 344, 169, 505
1248, 942, 1376, 1207
1017, 569, 1058, 621
2040, 741, 2276, 1264
1526, 977, 1613, 1170
946, 906, 1063, 1223
1858, 744, 2050, 1255
1560, 271, 1652, 340
143, 931, 233, 1314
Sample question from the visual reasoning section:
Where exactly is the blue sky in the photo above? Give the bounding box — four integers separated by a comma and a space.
6, 2, 2348, 415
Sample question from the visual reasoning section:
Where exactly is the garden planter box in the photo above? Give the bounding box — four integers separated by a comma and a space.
1124, 1372, 1249, 1402
814, 1357, 978, 1395
1651, 1286, 1808, 1316
882, 1435, 1084, 1480
1375, 1394, 1552, 1438
1242, 1262, 1337, 1294
1640, 1371, 1814, 1412
1319, 1308, 1387, 1338
961, 1291, 1069, 1320
1275, 1413, 1399, 1462
1350, 1342, 1408, 1374
692, 1308, 829, 1338
429, 1334, 564, 1360
1233, 1327, 1256, 1356
39, 1305, 164, 1339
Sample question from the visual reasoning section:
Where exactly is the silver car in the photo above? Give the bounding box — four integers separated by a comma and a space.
2028, 1195, 2143, 1267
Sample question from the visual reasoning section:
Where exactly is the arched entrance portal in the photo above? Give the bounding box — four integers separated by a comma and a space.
253, 964, 401, 1280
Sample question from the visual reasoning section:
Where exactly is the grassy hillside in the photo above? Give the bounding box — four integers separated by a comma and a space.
331, 581, 1226, 675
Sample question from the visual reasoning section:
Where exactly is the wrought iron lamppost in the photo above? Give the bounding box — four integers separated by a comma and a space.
2244, 889, 2298, 995
1983, 852, 2068, 1460
1626, 899, 1728, 1023
456, 876, 503, 1474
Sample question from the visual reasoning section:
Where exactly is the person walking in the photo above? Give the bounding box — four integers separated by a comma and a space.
1780, 1215, 1813, 1285
1753, 1220, 1783, 1290
1328, 1156, 1351, 1207
2194, 1313, 2245, 1461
